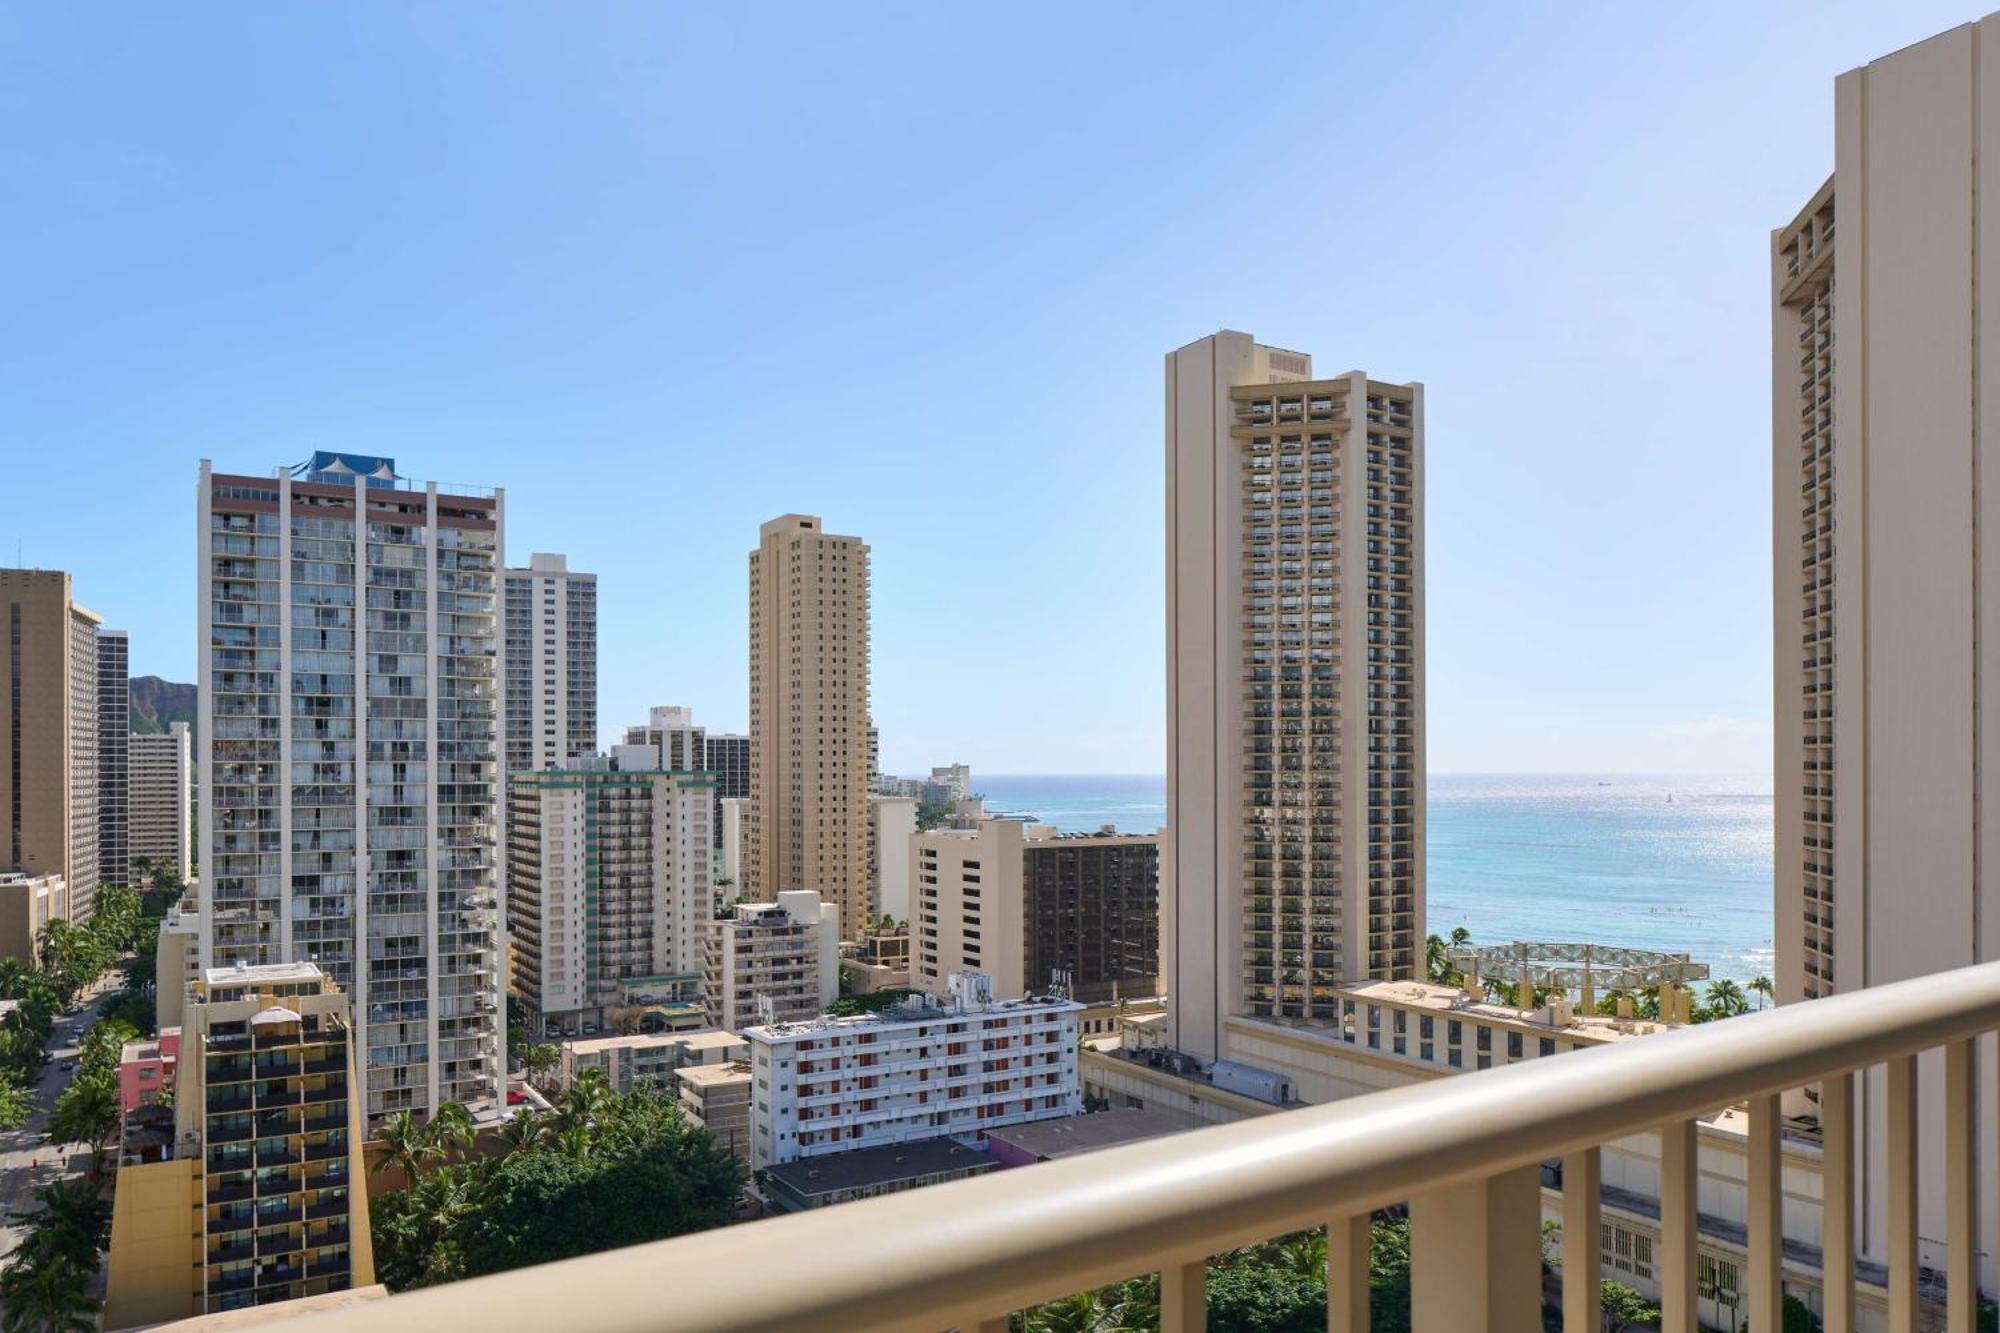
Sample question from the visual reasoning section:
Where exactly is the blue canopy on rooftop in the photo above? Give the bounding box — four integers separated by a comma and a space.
293, 451, 398, 480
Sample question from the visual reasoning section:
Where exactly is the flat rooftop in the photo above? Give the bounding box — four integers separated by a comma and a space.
203, 961, 324, 985
984, 1107, 1190, 1160
1339, 979, 1677, 1043
566, 1029, 744, 1057
747, 992, 1082, 1041
764, 1136, 994, 1199
676, 1061, 752, 1091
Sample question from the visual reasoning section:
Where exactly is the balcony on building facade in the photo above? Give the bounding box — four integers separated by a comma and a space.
287, 959, 2000, 1333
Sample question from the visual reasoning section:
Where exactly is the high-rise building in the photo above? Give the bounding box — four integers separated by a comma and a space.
1770, 15, 2000, 1291
868, 794, 916, 924
1164, 332, 1423, 1061
130, 721, 192, 883
746, 515, 871, 926
505, 765, 714, 1037
502, 553, 597, 773
98, 628, 130, 887
103, 961, 372, 1326
702, 889, 839, 1031
0, 568, 101, 922
197, 455, 504, 1125
622, 705, 705, 771
704, 731, 749, 852
911, 819, 1159, 1004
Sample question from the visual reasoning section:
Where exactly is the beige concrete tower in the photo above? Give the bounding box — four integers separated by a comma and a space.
746, 515, 871, 930
0, 568, 101, 922
1770, 13, 2000, 1291
1165, 333, 1423, 1061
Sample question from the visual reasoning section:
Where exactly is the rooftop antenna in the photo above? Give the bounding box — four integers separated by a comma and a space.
1048, 968, 1072, 1003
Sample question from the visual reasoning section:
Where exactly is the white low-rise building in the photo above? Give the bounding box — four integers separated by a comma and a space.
745, 972, 1081, 1170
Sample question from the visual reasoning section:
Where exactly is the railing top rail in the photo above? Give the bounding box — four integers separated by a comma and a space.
288, 959, 2000, 1333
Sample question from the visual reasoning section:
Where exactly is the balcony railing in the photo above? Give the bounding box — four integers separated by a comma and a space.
281, 960, 2000, 1333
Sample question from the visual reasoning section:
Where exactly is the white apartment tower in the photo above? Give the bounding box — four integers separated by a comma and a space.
1771, 15, 2000, 1289
746, 515, 872, 928
1165, 332, 1423, 1061
129, 722, 192, 883
197, 454, 505, 1124
503, 553, 598, 773
703, 889, 839, 1032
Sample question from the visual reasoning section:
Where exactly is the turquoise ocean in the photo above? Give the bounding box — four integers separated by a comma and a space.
977, 772, 1775, 987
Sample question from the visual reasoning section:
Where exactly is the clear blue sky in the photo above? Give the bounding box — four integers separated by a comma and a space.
0, 4, 1973, 776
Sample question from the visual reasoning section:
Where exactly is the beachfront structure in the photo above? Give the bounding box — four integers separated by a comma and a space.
0, 568, 101, 922
912, 819, 1160, 1004
129, 721, 193, 884
98, 628, 129, 887
703, 889, 839, 1032
746, 514, 872, 928
502, 553, 597, 774
196, 454, 505, 1125
743, 972, 1082, 1170
558, 1029, 745, 1094
1164, 333, 1423, 1061
868, 793, 916, 924
103, 962, 373, 1327
1771, 14, 2000, 1295
506, 765, 714, 1037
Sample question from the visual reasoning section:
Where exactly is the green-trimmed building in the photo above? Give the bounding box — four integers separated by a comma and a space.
506, 765, 716, 1038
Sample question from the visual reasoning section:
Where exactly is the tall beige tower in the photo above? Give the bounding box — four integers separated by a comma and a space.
747, 515, 872, 931
1164, 333, 1423, 1061
0, 568, 101, 922
1771, 13, 2000, 1291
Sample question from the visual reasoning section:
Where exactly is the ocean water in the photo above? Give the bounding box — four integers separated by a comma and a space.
977, 772, 1776, 986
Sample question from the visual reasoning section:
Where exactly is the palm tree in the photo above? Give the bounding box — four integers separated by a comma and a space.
554, 1066, 611, 1140
0, 1077, 30, 1132
1424, 933, 1449, 984
1748, 975, 1775, 1011
0, 1256, 101, 1333
494, 1108, 548, 1155
1020, 1289, 1127, 1333
45, 1077, 118, 1163
1706, 979, 1748, 1019
372, 1109, 443, 1182
426, 1100, 476, 1168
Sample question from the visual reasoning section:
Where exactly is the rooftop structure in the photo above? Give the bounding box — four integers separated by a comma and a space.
982, 1107, 1190, 1166
558, 1028, 746, 1094
761, 1136, 995, 1213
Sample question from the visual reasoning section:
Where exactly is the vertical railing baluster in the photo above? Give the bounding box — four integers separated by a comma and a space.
1822, 1070, 1855, 1333
1410, 1165, 1542, 1333
1328, 1214, 1370, 1333
1658, 1118, 1699, 1333
1945, 1039, 1977, 1333
1561, 1148, 1600, 1333
1161, 1258, 1206, 1333
1886, 1054, 1918, 1333
1748, 1093, 1784, 1332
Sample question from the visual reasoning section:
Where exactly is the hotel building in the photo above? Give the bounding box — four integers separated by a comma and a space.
912, 819, 1160, 1004
868, 793, 916, 924
505, 765, 714, 1037
0, 568, 100, 922
743, 973, 1081, 1170
98, 628, 129, 887
102, 961, 373, 1327
1771, 14, 2000, 1293
502, 552, 597, 774
197, 454, 505, 1124
0, 870, 67, 965
130, 721, 193, 884
1164, 333, 1423, 1060
746, 515, 872, 927
703, 889, 839, 1031
704, 731, 750, 850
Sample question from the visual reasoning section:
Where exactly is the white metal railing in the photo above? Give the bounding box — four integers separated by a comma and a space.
289, 960, 2000, 1333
